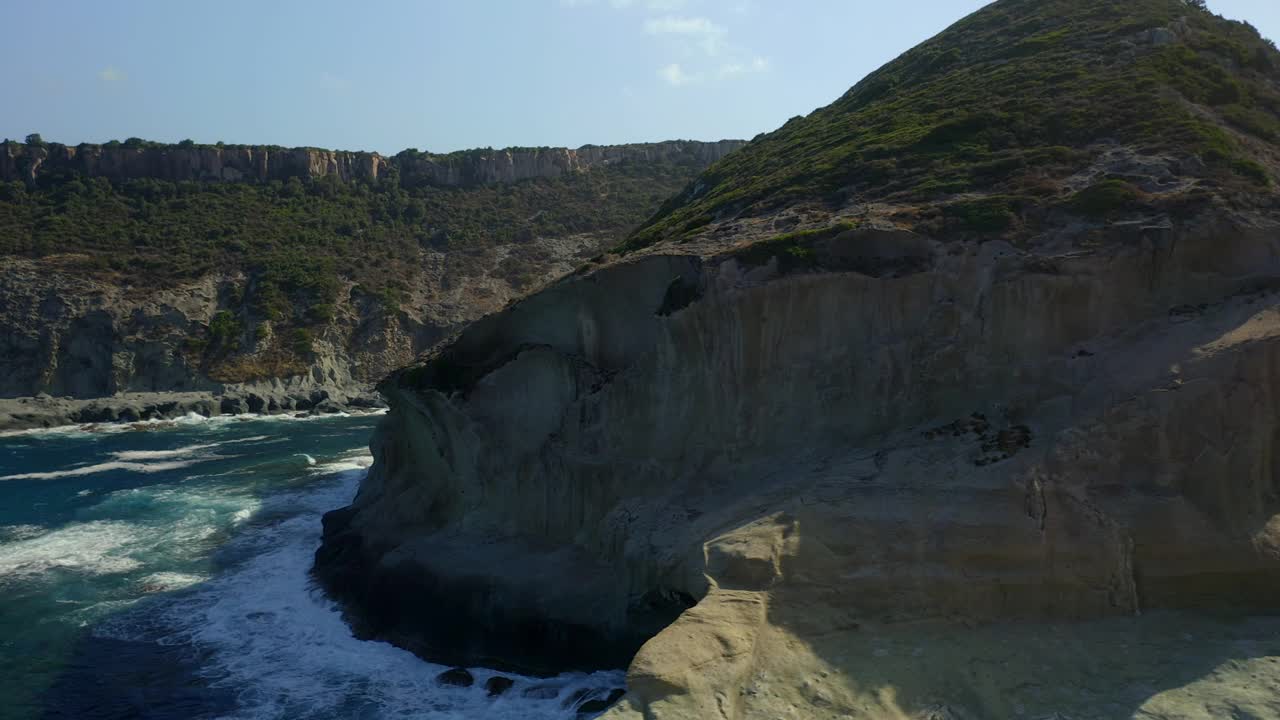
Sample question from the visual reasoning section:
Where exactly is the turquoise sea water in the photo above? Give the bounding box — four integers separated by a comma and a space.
0, 413, 622, 720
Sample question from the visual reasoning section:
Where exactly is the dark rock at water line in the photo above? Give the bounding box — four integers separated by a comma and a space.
312, 400, 344, 415
75, 405, 118, 423
348, 392, 388, 409
311, 496, 682, 676
190, 399, 217, 417
484, 675, 515, 696
436, 667, 474, 687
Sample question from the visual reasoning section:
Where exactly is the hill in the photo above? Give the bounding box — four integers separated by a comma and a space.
621, 0, 1279, 253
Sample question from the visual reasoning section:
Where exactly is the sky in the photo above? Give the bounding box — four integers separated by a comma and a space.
3, 0, 1278, 154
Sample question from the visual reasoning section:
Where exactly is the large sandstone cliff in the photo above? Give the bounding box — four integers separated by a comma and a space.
0, 139, 743, 188
315, 209, 1280, 717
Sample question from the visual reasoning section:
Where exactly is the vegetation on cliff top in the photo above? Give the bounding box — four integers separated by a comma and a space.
622, 0, 1280, 252
0, 148, 710, 381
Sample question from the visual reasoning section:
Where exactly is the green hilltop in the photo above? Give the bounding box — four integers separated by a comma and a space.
623, 0, 1280, 252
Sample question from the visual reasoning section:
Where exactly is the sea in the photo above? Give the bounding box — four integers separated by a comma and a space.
0, 412, 623, 720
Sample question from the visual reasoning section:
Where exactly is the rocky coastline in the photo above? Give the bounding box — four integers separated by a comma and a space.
0, 385, 386, 433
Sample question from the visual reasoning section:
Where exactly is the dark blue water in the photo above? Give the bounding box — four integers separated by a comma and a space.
0, 413, 622, 720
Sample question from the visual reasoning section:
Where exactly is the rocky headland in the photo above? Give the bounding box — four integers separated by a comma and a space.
315, 1, 1280, 717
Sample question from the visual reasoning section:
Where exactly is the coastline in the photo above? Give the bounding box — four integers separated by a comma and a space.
0, 387, 387, 433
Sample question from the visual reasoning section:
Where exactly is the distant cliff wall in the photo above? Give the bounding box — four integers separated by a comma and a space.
0, 139, 745, 188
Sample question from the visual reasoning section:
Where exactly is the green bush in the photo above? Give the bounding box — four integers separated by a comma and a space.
290, 328, 314, 356
1230, 158, 1272, 187
1220, 104, 1280, 141
733, 222, 857, 271
308, 303, 336, 323
944, 197, 1019, 231
1070, 180, 1141, 217
208, 310, 242, 352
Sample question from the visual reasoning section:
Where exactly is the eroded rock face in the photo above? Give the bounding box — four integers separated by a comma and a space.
0, 229, 626, 413
315, 215, 1280, 714
0, 140, 745, 188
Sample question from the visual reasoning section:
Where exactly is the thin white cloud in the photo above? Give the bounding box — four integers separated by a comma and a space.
643, 15, 727, 55
556, 1, 765, 89
643, 15, 718, 34
659, 62, 699, 86
717, 55, 768, 78
98, 67, 125, 82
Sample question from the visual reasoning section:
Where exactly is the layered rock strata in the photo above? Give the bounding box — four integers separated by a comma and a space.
316, 213, 1280, 716
0, 140, 744, 188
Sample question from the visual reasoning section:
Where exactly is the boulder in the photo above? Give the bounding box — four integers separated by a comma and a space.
483, 676, 515, 697
435, 668, 474, 687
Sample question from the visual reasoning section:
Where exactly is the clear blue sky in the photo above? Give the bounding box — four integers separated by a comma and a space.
3, 1, 1277, 154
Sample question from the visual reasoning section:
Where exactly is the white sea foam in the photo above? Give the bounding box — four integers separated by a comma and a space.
98, 461, 625, 720
112, 443, 222, 461
297, 454, 317, 466
0, 433, 284, 479
0, 478, 264, 586
108, 434, 274, 462
139, 571, 208, 591
69, 598, 145, 627
0, 408, 387, 440
0, 524, 48, 542
311, 449, 375, 476
0, 459, 202, 481
0, 520, 147, 579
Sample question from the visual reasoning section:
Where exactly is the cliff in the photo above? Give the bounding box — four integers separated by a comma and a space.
0, 139, 743, 428
0, 139, 743, 188
314, 1, 1280, 718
